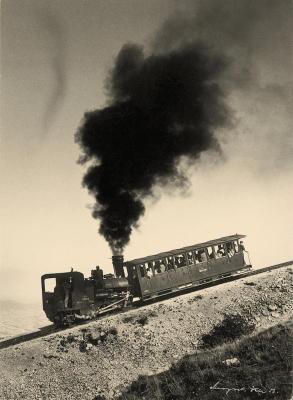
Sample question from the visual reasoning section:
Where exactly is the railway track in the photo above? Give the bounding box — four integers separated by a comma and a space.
0, 260, 292, 351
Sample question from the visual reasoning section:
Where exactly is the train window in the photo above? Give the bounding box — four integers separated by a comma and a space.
215, 244, 226, 258
151, 260, 160, 275
160, 259, 168, 272
187, 252, 194, 266
207, 246, 215, 260
139, 264, 147, 278
201, 249, 208, 262
226, 242, 235, 257
44, 278, 56, 293
145, 262, 154, 278
130, 266, 137, 278
153, 259, 166, 274
153, 260, 160, 274
193, 250, 199, 264
233, 241, 239, 253
194, 249, 207, 263
166, 256, 175, 270
174, 254, 186, 268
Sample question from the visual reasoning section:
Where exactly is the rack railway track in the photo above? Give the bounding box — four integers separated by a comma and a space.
0, 260, 292, 350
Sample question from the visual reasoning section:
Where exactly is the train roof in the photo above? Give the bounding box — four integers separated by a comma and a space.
41, 272, 84, 280
126, 234, 246, 265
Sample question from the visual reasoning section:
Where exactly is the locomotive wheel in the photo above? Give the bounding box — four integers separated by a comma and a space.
54, 312, 76, 328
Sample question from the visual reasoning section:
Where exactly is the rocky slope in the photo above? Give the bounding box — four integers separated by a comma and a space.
0, 267, 292, 400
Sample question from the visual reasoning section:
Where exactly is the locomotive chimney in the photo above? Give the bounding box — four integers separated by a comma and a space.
112, 255, 125, 278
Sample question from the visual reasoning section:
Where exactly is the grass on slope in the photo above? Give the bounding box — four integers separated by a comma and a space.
116, 320, 292, 400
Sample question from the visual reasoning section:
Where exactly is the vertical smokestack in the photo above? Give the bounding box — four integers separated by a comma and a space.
112, 255, 125, 278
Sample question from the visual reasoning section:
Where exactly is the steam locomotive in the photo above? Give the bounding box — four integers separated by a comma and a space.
41, 234, 251, 326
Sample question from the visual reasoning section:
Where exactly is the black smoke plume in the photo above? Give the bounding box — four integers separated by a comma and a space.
76, 43, 230, 254
152, 0, 293, 171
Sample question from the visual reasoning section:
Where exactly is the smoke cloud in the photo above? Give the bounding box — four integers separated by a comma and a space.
152, 0, 293, 170
77, 0, 292, 253
76, 42, 230, 253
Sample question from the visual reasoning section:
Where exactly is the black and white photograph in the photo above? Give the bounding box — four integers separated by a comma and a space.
1, 1, 293, 399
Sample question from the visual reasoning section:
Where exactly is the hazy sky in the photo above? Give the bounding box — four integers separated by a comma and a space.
1, 0, 293, 302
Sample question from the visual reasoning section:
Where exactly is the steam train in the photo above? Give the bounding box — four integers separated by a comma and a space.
41, 234, 251, 326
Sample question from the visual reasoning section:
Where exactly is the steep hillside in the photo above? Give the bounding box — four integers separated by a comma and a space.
0, 267, 292, 400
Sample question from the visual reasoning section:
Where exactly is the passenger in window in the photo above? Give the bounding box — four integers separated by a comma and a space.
176, 256, 185, 268
174, 257, 180, 268
221, 245, 227, 256
215, 247, 221, 259
146, 265, 153, 278
167, 257, 174, 270
216, 245, 224, 258
187, 252, 194, 265
147, 262, 153, 274
201, 250, 207, 262
208, 248, 214, 259
160, 261, 166, 273
227, 242, 235, 257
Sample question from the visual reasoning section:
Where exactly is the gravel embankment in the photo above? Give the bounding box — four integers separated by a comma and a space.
0, 267, 292, 400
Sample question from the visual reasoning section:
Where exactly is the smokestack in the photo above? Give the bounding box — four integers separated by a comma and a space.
112, 255, 125, 278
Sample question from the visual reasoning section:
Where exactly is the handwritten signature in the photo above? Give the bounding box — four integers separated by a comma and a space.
210, 381, 277, 395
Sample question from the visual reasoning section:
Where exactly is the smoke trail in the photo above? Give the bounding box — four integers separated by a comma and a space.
76, 42, 230, 253
38, 9, 67, 134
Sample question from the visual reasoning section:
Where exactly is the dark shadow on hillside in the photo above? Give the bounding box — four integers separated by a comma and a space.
111, 321, 292, 400
201, 313, 255, 348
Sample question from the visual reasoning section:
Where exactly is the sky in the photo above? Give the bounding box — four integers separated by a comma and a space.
1, 0, 293, 302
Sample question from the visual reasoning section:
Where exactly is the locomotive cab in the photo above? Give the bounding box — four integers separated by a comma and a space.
41, 271, 88, 325
41, 267, 130, 327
